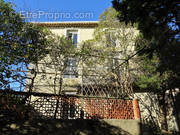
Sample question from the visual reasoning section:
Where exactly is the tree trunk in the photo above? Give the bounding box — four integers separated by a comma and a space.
170, 89, 180, 131
54, 78, 62, 119
158, 92, 168, 131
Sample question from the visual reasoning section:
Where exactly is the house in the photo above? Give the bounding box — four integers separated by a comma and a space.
25, 21, 179, 132
26, 21, 139, 97
26, 21, 135, 97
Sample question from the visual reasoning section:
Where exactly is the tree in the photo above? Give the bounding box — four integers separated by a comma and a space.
112, 0, 180, 131
112, 0, 180, 75
0, 0, 50, 91
81, 7, 138, 97
36, 34, 77, 94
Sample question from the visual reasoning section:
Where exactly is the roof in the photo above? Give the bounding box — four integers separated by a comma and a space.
34, 21, 99, 28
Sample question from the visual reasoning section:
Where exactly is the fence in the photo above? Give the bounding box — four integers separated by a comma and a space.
0, 90, 140, 120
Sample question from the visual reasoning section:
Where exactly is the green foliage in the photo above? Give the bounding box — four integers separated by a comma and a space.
135, 55, 162, 91
97, 7, 119, 29
0, 0, 50, 89
112, 1, 180, 131
37, 33, 79, 94
80, 7, 138, 94
113, 0, 180, 90
45, 34, 76, 72
112, 0, 179, 40
134, 36, 178, 93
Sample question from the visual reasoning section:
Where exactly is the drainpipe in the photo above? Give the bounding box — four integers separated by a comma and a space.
133, 99, 141, 135
133, 99, 141, 120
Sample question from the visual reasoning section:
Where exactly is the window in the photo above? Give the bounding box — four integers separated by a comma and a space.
64, 30, 78, 78
103, 28, 117, 47
67, 30, 78, 48
105, 32, 117, 47
64, 58, 78, 78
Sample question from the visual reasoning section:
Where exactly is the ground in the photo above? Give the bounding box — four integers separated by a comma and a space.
0, 112, 131, 135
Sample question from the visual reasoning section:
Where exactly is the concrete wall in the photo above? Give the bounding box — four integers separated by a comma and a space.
103, 119, 141, 135
135, 92, 179, 133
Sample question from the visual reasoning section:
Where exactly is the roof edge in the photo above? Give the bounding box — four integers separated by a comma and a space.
33, 21, 99, 28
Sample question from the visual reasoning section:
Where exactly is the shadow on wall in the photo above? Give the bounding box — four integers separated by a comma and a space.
135, 92, 180, 135
0, 113, 132, 135
140, 119, 161, 135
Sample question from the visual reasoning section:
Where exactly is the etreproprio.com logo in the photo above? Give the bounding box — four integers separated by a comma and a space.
19, 11, 94, 20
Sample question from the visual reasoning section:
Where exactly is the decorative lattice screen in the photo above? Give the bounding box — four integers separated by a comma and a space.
0, 91, 136, 120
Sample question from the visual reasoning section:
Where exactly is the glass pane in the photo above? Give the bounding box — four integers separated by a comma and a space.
64, 64, 70, 78
64, 58, 78, 78
73, 34, 78, 47
68, 33, 72, 40
64, 75, 69, 78
72, 59, 76, 67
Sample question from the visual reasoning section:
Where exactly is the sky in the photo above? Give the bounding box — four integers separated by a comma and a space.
6, 0, 112, 22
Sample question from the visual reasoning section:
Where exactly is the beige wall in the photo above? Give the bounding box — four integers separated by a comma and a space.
49, 27, 95, 43
26, 24, 138, 94
26, 25, 96, 94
